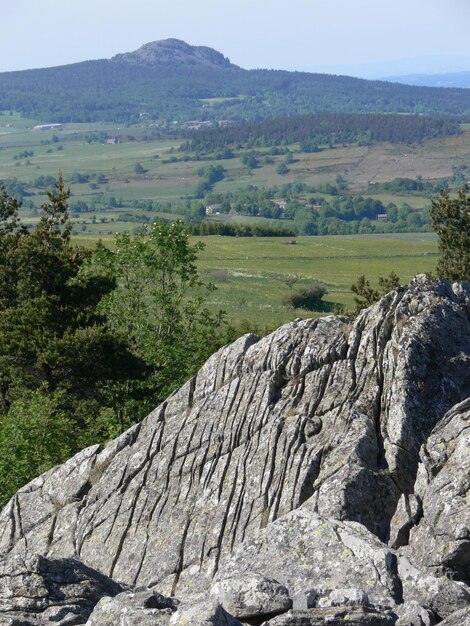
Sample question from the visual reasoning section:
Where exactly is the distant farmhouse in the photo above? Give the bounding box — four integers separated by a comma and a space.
206, 204, 223, 215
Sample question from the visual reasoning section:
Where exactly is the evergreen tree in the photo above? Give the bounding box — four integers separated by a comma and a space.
0, 179, 144, 503
0, 176, 140, 410
430, 184, 470, 280
351, 271, 401, 314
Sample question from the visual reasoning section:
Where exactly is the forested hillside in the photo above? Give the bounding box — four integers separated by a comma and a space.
187, 112, 462, 150
1, 39, 470, 123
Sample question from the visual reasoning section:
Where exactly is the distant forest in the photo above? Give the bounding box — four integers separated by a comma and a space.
1, 58, 470, 124
186, 113, 461, 150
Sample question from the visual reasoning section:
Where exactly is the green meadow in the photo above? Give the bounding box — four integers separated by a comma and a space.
72, 232, 438, 329
71, 232, 438, 328
191, 233, 439, 328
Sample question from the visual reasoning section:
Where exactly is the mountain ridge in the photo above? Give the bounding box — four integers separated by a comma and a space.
0, 39, 470, 123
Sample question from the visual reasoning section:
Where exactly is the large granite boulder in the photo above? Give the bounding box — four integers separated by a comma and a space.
0, 553, 125, 625
213, 505, 402, 610
0, 277, 470, 624
407, 398, 470, 584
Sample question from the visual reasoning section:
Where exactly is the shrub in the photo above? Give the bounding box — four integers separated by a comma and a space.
284, 284, 328, 310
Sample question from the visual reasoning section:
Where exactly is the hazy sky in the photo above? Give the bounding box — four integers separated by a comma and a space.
2, 0, 470, 77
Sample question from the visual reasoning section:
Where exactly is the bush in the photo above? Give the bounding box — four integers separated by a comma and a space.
284, 284, 328, 310
0, 391, 75, 505
276, 163, 289, 175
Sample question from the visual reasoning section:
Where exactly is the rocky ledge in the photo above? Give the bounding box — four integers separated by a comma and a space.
1, 276, 470, 625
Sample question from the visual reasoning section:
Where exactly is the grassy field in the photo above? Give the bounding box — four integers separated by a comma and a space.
191, 233, 439, 328
0, 113, 458, 331
74, 232, 438, 330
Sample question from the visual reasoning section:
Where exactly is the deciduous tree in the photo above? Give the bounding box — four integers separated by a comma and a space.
88, 220, 229, 415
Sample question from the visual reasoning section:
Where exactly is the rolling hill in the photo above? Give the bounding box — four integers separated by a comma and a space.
1, 39, 470, 123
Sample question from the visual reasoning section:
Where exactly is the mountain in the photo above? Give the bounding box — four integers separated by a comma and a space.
383, 70, 470, 89
1, 276, 470, 624
0, 39, 470, 124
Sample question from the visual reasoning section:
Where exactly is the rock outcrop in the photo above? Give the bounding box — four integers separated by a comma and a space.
112, 39, 236, 69
1, 276, 470, 625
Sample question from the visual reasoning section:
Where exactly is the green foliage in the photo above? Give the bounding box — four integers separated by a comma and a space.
351, 271, 401, 314
134, 162, 147, 174
188, 221, 296, 237
430, 184, 470, 280
0, 180, 144, 501
0, 176, 139, 408
378, 270, 401, 293
283, 284, 328, 311
240, 152, 260, 169
200, 183, 429, 235
0, 391, 74, 504
194, 164, 225, 198
276, 163, 289, 175
88, 220, 229, 412
189, 113, 461, 152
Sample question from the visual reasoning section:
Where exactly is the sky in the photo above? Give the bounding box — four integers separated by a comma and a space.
1, 0, 470, 77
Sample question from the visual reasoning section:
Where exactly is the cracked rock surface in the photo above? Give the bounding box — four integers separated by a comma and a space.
0, 277, 470, 624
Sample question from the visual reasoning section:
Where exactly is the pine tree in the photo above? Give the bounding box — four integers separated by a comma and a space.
0, 179, 142, 413
430, 184, 470, 280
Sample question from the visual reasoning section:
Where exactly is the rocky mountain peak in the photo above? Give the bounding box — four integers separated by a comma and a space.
111, 38, 237, 69
1, 276, 470, 624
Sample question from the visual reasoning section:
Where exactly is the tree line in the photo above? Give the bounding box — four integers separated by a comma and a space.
187, 221, 296, 237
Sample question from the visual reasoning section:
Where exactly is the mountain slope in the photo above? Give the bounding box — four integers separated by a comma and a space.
0, 39, 470, 123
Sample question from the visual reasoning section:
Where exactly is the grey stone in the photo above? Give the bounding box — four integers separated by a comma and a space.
3, 278, 470, 595
389, 494, 422, 550
0, 279, 470, 622
319, 588, 369, 608
0, 553, 125, 625
395, 600, 436, 626
169, 599, 242, 625
439, 607, 470, 625
85, 588, 177, 626
398, 555, 470, 620
408, 398, 470, 585
214, 505, 402, 610
260, 606, 396, 625
291, 590, 319, 611
210, 574, 291, 618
